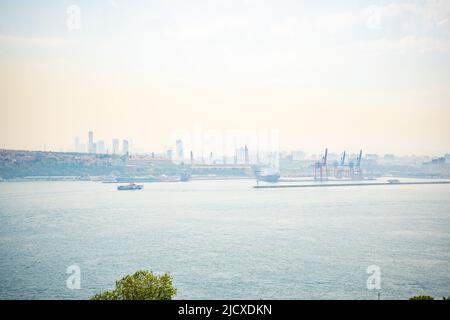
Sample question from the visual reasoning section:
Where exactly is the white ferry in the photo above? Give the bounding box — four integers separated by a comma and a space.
117, 183, 144, 191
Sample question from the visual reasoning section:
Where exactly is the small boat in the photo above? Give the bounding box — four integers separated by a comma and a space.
180, 172, 190, 182
388, 179, 400, 184
117, 183, 144, 191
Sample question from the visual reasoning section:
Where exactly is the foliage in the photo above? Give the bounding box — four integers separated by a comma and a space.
91, 270, 177, 300
409, 295, 434, 300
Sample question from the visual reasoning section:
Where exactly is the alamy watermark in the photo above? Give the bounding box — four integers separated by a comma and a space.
66, 265, 81, 290
366, 265, 381, 290
170, 122, 280, 163
66, 5, 81, 31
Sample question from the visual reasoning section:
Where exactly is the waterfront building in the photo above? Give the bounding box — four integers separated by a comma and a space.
112, 139, 120, 154
122, 139, 129, 155
88, 131, 95, 154
74, 137, 81, 153
176, 139, 184, 160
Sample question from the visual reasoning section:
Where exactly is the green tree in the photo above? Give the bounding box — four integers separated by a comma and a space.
409, 295, 434, 300
91, 270, 177, 300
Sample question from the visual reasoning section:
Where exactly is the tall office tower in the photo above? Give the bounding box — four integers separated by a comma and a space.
176, 139, 184, 160
245, 145, 249, 164
88, 131, 95, 153
74, 137, 81, 153
122, 139, 129, 155
97, 140, 105, 154
112, 139, 119, 154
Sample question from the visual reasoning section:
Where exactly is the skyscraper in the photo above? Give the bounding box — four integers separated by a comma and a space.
74, 137, 81, 153
112, 139, 119, 154
88, 131, 95, 154
245, 145, 249, 165
176, 139, 184, 160
122, 139, 129, 155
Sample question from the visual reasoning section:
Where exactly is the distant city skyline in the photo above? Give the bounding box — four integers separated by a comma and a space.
1, 0, 449, 155
71, 130, 132, 155
66, 128, 450, 158
0, 126, 449, 158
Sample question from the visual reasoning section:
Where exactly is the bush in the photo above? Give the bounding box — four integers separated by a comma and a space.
409, 295, 434, 300
91, 270, 177, 300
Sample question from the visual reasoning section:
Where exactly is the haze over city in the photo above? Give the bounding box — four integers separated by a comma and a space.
1, 0, 450, 155
2, 0, 450, 306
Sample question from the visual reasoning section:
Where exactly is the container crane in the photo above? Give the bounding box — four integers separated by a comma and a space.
334, 150, 347, 179
314, 148, 328, 181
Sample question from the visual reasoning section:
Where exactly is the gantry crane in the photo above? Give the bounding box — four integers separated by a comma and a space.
314, 148, 328, 181
349, 150, 363, 180
334, 150, 347, 178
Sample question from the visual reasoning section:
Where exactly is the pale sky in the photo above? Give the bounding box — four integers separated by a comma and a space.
0, 0, 449, 155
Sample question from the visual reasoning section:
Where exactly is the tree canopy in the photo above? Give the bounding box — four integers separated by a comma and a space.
91, 270, 177, 300
409, 295, 434, 300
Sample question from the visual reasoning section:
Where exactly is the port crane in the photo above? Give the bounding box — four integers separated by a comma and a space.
334, 151, 347, 178
313, 149, 362, 180
314, 148, 328, 181
349, 150, 363, 179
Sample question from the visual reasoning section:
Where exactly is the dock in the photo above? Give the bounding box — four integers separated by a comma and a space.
254, 181, 450, 189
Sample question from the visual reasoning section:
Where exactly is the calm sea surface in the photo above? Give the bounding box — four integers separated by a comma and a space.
0, 180, 449, 299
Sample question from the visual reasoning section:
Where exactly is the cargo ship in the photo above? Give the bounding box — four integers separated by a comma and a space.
256, 171, 280, 183
253, 152, 280, 183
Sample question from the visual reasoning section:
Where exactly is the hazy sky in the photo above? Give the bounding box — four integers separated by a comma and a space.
0, 0, 449, 155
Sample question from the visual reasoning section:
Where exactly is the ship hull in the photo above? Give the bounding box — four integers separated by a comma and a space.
117, 184, 144, 191
258, 174, 280, 183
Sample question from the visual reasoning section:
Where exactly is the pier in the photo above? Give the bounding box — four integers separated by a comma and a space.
254, 181, 450, 189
